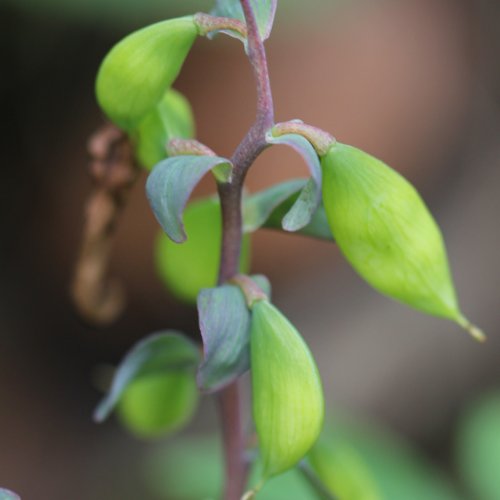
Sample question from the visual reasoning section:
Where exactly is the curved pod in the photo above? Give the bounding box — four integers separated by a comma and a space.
251, 300, 324, 479
321, 143, 480, 336
96, 16, 198, 130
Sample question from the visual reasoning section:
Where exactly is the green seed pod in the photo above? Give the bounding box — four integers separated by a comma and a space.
321, 143, 483, 340
251, 300, 324, 480
134, 89, 195, 170
308, 439, 382, 500
117, 370, 198, 439
96, 16, 198, 130
155, 197, 251, 304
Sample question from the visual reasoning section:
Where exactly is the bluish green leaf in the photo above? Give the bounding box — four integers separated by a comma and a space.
243, 179, 306, 232
197, 284, 251, 392
456, 392, 500, 500
211, 0, 277, 41
266, 134, 322, 231
155, 197, 251, 304
0, 489, 20, 500
243, 179, 333, 240
146, 155, 232, 243
134, 88, 195, 170
94, 331, 199, 422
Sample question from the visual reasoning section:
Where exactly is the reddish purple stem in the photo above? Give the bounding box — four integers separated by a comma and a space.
216, 1, 275, 499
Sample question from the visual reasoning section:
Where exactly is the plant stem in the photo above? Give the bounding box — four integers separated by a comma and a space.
216, 2, 275, 499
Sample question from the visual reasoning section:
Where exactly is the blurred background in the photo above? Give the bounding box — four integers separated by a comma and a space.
1, 0, 499, 498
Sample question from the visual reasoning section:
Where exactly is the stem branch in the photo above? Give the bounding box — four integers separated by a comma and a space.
216, 2, 275, 499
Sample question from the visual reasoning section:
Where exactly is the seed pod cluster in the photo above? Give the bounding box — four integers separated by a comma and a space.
250, 300, 324, 480
321, 142, 483, 340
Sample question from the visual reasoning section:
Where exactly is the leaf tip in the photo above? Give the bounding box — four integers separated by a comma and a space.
92, 403, 107, 423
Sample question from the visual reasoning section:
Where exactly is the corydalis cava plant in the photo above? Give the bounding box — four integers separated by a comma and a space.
87, 0, 484, 499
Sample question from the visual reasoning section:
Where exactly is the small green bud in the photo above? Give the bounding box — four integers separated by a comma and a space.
134, 89, 195, 170
251, 300, 324, 480
117, 370, 198, 439
155, 197, 251, 304
321, 143, 484, 340
96, 16, 198, 130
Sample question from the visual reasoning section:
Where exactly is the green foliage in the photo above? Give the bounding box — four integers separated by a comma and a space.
144, 435, 224, 499
144, 434, 318, 500
134, 89, 195, 170
456, 392, 500, 500
308, 439, 382, 500
319, 416, 461, 500
96, 17, 198, 130
250, 300, 324, 481
155, 197, 251, 303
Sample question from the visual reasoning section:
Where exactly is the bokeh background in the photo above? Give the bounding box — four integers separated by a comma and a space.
1, 0, 499, 498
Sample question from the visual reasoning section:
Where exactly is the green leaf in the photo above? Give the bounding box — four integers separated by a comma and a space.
211, 0, 277, 41
266, 133, 323, 231
96, 16, 198, 130
321, 143, 483, 339
134, 88, 195, 170
0, 489, 20, 500
251, 301, 324, 481
117, 369, 198, 439
155, 196, 251, 304
197, 284, 251, 392
146, 155, 233, 243
94, 331, 199, 422
456, 392, 500, 500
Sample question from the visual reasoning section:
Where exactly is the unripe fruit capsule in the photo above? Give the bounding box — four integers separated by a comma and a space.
251, 300, 324, 480
96, 17, 198, 130
134, 89, 195, 170
321, 143, 484, 340
155, 197, 251, 304
117, 370, 197, 439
